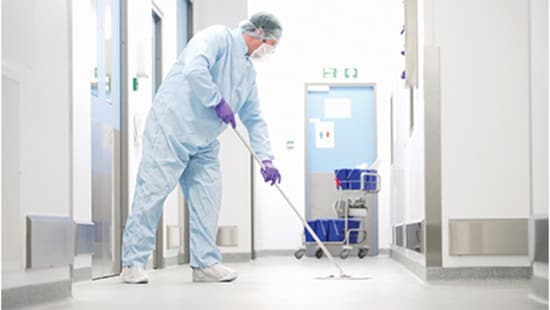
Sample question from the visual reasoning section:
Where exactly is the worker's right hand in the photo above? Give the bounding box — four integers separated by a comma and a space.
215, 98, 236, 129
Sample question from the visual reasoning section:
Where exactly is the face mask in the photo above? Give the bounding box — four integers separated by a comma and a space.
251, 43, 275, 61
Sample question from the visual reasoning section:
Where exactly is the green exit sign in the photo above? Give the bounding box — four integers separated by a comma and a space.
322, 67, 358, 79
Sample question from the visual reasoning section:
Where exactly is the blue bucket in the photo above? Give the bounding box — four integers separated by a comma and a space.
304, 219, 328, 242
326, 218, 361, 243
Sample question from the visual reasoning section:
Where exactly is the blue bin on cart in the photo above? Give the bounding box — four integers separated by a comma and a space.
334, 169, 351, 190
326, 219, 361, 243
369, 172, 379, 191
305, 219, 328, 242
364, 169, 378, 191
348, 169, 363, 190
348, 169, 378, 190
335, 168, 378, 190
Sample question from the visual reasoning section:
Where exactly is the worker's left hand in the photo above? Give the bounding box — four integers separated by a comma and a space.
261, 160, 281, 186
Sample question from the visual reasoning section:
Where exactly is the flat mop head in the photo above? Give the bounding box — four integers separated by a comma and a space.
315, 274, 372, 280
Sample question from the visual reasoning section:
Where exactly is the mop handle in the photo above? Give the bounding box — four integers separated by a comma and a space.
231, 127, 346, 277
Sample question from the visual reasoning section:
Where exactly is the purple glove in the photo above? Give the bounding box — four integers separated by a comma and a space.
261, 160, 281, 186
215, 98, 236, 129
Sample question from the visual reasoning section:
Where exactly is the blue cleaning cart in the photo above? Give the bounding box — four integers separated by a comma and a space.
295, 169, 381, 259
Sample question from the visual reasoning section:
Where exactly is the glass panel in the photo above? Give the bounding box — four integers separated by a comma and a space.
90, 0, 99, 97
104, 0, 113, 102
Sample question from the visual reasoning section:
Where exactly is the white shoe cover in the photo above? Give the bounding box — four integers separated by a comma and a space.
192, 264, 238, 283
121, 266, 149, 284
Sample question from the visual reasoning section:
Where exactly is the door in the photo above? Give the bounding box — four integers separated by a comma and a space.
91, 0, 122, 279
305, 84, 379, 256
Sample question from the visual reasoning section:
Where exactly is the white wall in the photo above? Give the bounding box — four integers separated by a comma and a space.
433, 0, 531, 267
391, 85, 426, 226
407, 0, 426, 225
72, 0, 93, 225
529, 0, 548, 293
71, 0, 94, 272
248, 0, 403, 251
193, 0, 252, 256
194, 0, 247, 32
529, 0, 548, 219
2, 0, 72, 288
391, 0, 426, 235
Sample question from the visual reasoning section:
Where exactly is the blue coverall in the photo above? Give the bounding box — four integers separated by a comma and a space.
122, 25, 273, 268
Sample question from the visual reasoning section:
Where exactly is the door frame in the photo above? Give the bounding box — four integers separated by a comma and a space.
119, 0, 129, 273
151, 6, 164, 269
303, 82, 379, 253
178, 0, 193, 265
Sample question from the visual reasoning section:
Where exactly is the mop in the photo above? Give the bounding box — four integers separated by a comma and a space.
231, 127, 371, 280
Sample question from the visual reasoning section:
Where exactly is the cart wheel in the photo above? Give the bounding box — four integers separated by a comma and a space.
315, 248, 324, 259
358, 248, 369, 259
294, 249, 306, 259
340, 249, 350, 259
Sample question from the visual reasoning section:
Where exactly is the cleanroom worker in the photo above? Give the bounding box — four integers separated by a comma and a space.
121, 12, 282, 284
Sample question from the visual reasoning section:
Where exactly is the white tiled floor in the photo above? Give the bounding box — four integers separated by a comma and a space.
26, 256, 547, 310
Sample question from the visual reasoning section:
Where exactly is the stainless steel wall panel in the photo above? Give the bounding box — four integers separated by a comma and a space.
216, 226, 238, 247
424, 45, 442, 266
26, 215, 74, 268
112, 129, 122, 274
406, 222, 423, 253
449, 219, 528, 256
395, 225, 404, 247
75, 222, 95, 255
91, 122, 120, 278
534, 218, 548, 263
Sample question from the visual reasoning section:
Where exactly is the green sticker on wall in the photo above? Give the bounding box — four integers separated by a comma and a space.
133, 77, 139, 91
